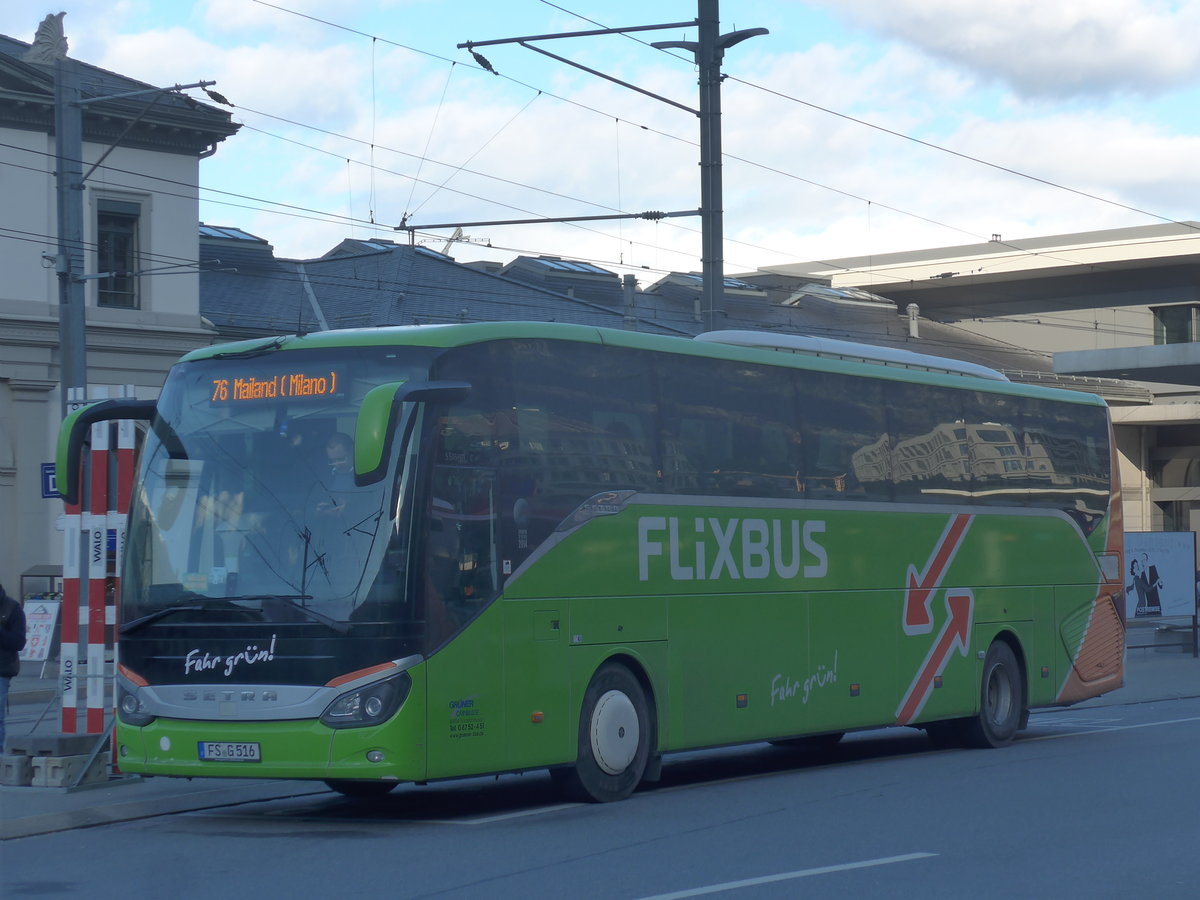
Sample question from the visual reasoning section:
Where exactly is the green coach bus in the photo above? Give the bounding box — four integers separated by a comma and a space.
58, 322, 1125, 801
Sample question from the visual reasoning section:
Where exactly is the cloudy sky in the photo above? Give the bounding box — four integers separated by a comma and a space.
5, 0, 1199, 283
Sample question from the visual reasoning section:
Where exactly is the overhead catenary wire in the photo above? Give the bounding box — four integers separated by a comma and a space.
242, 1, 1026, 262
243, 0, 1195, 295
0, 101, 1178, 336
0, 147, 709, 288
225, 103, 780, 268
0, 206, 1154, 345
401, 59, 455, 223
404, 89, 544, 221
539, 0, 1197, 233
11, 1, 1187, 335
219, 82, 1013, 276
8, 129, 1090, 337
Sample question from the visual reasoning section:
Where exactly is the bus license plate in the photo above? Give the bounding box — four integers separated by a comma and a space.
198, 741, 261, 762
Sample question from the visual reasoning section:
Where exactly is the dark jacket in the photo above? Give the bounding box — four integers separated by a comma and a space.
0, 588, 27, 678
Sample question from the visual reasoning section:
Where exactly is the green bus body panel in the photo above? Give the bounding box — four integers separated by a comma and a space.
113, 324, 1116, 785
117, 500, 1105, 781
355, 380, 405, 475
54, 403, 92, 494
118, 666, 431, 782
501, 501, 1099, 750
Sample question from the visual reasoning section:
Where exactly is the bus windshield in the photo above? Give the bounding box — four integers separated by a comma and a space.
122, 345, 437, 641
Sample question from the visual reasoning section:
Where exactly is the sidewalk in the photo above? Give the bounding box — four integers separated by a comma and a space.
3, 628, 1199, 841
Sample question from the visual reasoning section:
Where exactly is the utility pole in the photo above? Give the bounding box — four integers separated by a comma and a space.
698, 0, 728, 334
25, 13, 215, 415
448, 0, 765, 333
53, 52, 87, 415
653, 0, 766, 332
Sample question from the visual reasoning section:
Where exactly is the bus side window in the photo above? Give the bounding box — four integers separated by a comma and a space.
594, 415, 657, 491
659, 357, 802, 499
509, 341, 658, 525
798, 371, 889, 500
1018, 396, 1110, 533
969, 391, 1029, 507
885, 382, 968, 504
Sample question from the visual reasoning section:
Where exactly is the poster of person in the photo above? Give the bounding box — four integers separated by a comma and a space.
1123, 532, 1197, 620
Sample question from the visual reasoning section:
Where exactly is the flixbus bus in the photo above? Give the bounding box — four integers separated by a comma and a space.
58, 322, 1125, 801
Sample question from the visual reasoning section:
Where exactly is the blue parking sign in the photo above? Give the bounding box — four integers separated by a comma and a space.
41, 462, 59, 499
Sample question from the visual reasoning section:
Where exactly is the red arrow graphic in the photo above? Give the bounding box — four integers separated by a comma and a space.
903, 513, 973, 635
896, 590, 974, 725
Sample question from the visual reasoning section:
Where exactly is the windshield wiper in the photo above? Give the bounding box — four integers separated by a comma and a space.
211, 337, 285, 359
120, 598, 254, 635
122, 594, 352, 636
228, 594, 352, 636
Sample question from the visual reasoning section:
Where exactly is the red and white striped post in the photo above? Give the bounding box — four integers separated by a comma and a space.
59, 386, 85, 733
86, 386, 110, 734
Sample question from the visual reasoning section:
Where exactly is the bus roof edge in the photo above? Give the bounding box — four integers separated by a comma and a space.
695, 330, 1009, 382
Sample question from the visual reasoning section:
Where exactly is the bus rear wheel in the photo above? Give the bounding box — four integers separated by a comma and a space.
554, 662, 651, 803
925, 641, 1025, 749
324, 779, 397, 798
964, 640, 1024, 748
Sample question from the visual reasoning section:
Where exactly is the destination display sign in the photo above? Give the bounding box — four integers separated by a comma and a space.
210, 371, 340, 403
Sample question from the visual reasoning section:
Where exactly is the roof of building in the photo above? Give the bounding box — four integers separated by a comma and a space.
198, 228, 1119, 397
756, 221, 1200, 318
0, 29, 238, 155
200, 233, 688, 340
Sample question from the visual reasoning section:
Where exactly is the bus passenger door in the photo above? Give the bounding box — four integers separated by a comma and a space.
421, 463, 508, 779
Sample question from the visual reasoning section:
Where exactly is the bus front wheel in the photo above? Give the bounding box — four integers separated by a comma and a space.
965, 640, 1024, 748
554, 662, 651, 803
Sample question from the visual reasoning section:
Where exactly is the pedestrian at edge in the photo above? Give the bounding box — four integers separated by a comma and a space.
0, 582, 28, 753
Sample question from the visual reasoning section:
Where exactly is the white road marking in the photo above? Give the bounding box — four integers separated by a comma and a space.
631, 852, 938, 900
431, 802, 584, 825
1027, 715, 1122, 727
1023, 713, 1200, 742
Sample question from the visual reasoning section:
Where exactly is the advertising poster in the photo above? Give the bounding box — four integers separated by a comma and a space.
1123, 532, 1197, 620
18, 598, 60, 662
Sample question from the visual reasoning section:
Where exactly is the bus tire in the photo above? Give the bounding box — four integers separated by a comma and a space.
555, 662, 651, 803
964, 640, 1024, 748
324, 779, 397, 798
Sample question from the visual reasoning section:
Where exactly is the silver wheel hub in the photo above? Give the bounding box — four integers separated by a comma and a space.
590, 689, 639, 775
986, 665, 1013, 724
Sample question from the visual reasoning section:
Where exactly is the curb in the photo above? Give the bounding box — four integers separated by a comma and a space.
0, 781, 330, 841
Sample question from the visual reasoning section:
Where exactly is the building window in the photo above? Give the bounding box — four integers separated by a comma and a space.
97, 199, 141, 308
1152, 304, 1200, 345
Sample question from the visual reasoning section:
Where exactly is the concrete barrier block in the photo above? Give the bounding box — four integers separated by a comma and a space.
30, 752, 110, 788
6, 733, 101, 758
0, 754, 34, 786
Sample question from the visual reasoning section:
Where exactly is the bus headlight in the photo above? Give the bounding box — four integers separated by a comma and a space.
117, 685, 156, 727
320, 671, 411, 729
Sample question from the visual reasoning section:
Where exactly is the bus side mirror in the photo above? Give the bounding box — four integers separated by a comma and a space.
56, 399, 157, 505
354, 380, 471, 486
